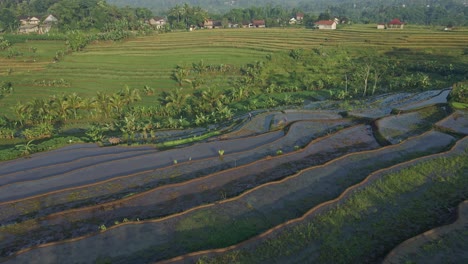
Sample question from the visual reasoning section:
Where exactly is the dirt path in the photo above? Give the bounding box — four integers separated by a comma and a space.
3, 131, 454, 264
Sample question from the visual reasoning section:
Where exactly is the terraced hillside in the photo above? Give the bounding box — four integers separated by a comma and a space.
0, 89, 467, 264
1, 27, 468, 117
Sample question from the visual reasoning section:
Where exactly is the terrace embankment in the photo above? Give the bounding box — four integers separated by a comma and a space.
165, 136, 467, 264
375, 105, 449, 144
348, 88, 451, 119
0, 119, 351, 224
383, 200, 468, 264
0, 120, 360, 257
0, 128, 285, 203
435, 110, 468, 135
2, 131, 455, 264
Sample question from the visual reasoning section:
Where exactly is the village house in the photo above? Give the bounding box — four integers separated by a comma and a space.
147, 17, 166, 29
289, 18, 297, 25
18, 16, 41, 34
241, 21, 252, 28
315, 20, 337, 30
41, 14, 58, 33
227, 22, 239, 28
252, 20, 266, 28
388, 18, 404, 29
296, 12, 304, 21
18, 15, 58, 34
377, 23, 386, 29
203, 19, 213, 29
203, 19, 222, 29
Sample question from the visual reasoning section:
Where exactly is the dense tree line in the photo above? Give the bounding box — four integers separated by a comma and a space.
108, 0, 467, 26
0, 0, 153, 31
1, 0, 466, 32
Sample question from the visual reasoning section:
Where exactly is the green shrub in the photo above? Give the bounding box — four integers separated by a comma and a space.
450, 82, 467, 104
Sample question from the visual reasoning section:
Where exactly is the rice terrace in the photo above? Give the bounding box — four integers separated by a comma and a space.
0, 0, 468, 263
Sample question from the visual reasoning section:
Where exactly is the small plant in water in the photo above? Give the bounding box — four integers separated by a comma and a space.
173, 159, 178, 164
276, 149, 283, 155
98, 224, 107, 231
294, 145, 300, 151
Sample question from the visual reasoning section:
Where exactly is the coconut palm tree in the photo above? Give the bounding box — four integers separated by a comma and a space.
95, 91, 112, 118
51, 95, 71, 121
11, 102, 30, 127
161, 88, 190, 116
67, 92, 83, 119
28, 98, 54, 124
171, 66, 190, 86
119, 86, 141, 105
200, 88, 225, 112
110, 93, 126, 116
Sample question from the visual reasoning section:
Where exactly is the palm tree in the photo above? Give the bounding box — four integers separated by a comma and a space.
11, 102, 30, 126
119, 86, 141, 105
67, 93, 83, 119
51, 95, 71, 121
161, 88, 190, 116
95, 92, 112, 118
201, 88, 225, 111
28, 98, 54, 124
171, 66, 190, 86
81, 97, 98, 119
110, 93, 126, 116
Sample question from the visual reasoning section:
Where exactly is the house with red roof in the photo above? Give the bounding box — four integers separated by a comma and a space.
296, 13, 304, 21
315, 20, 337, 30
388, 18, 404, 29
252, 20, 266, 28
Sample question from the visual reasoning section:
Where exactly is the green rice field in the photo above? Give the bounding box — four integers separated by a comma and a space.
1, 25, 467, 116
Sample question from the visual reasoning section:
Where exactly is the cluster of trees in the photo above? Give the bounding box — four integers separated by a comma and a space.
0, 0, 154, 32
167, 4, 208, 29
109, 0, 467, 26
2, 0, 466, 33
0, 86, 141, 140
1, 43, 465, 144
